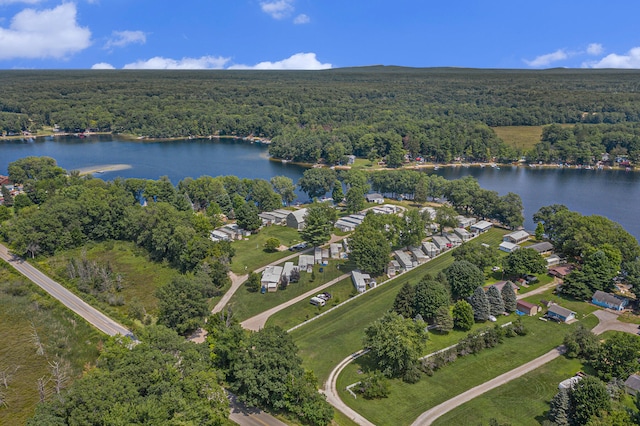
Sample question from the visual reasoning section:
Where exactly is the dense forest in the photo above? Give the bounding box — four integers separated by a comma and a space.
2, 68, 640, 163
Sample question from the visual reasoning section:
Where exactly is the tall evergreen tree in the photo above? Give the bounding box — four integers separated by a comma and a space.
486, 285, 505, 316
452, 300, 474, 331
548, 388, 571, 426
501, 281, 517, 312
434, 306, 454, 333
393, 283, 415, 319
470, 286, 490, 322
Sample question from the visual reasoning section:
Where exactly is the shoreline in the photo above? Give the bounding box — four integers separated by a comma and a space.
74, 164, 132, 176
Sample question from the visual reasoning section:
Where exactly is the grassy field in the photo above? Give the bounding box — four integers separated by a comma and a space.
492, 126, 545, 152
290, 228, 509, 383
335, 293, 600, 426
229, 226, 304, 274
0, 261, 102, 425
35, 240, 180, 321
229, 259, 355, 321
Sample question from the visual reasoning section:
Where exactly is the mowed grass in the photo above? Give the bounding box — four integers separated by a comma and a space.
230, 226, 304, 274
0, 261, 102, 425
290, 228, 509, 383
492, 126, 544, 151
229, 259, 354, 321
336, 300, 599, 426
35, 240, 180, 320
432, 356, 586, 426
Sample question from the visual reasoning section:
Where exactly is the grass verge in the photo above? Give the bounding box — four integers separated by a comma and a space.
230, 226, 304, 274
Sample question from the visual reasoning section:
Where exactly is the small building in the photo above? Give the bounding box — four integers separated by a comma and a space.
421, 241, 439, 257
546, 304, 576, 323
342, 238, 350, 254
419, 206, 436, 220
454, 227, 473, 242
546, 254, 562, 267
270, 209, 290, 225
516, 300, 540, 316
372, 204, 401, 215
444, 233, 462, 247
282, 262, 295, 281
559, 376, 583, 390
499, 241, 520, 253
456, 215, 477, 228
625, 374, 640, 395
432, 235, 452, 251
330, 243, 342, 259
258, 212, 277, 226
261, 265, 283, 292
470, 220, 493, 234
335, 219, 357, 232
314, 247, 323, 265
386, 260, 401, 277
548, 264, 575, 278
394, 250, 415, 271
322, 248, 330, 264
352, 270, 371, 293
527, 241, 554, 255
410, 247, 429, 264
298, 254, 315, 273
365, 193, 385, 204
210, 230, 231, 242
592, 290, 629, 311
503, 230, 530, 244
347, 155, 356, 165
287, 208, 308, 230
341, 215, 364, 226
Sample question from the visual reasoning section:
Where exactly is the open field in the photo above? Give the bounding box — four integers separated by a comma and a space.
35, 240, 180, 321
335, 293, 599, 426
290, 228, 509, 383
229, 259, 355, 321
0, 261, 102, 425
229, 226, 304, 274
492, 126, 545, 152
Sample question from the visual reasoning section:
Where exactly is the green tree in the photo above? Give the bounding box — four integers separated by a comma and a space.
452, 300, 474, 331
0, 204, 11, 222
470, 286, 490, 321
400, 209, 427, 248
548, 388, 571, 426
245, 272, 261, 292
445, 260, 486, 300
270, 176, 296, 205
345, 185, 366, 214
300, 202, 337, 247
331, 181, 344, 203
264, 237, 280, 252
156, 276, 208, 335
501, 282, 517, 312
502, 248, 547, 277
349, 221, 391, 275
235, 201, 261, 231
433, 306, 454, 333
535, 222, 545, 240
386, 138, 406, 168
452, 241, 499, 270
570, 376, 611, 426
393, 282, 415, 319
486, 285, 505, 316
1, 185, 13, 206
435, 205, 458, 235
363, 311, 427, 382
589, 332, 640, 381
298, 168, 337, 200
414, 278, 450, 322
563, 324, 600, 360
357, 372, 390, 399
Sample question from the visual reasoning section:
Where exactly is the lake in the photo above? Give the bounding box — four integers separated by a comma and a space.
1, 135, 639, 240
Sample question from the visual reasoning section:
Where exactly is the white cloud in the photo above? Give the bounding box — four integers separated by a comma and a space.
105, 30, 146, 49
586, 47, 640, 68
229, 52, 331, 70
0, 3, 91, 60
91, 62, 115, 69
523, 49, 568, 67
261, 0, 294, 19
293, 13, 310, 24
0, 0, 42, 4
123, 55, 230, 70
587, 43, 604, 56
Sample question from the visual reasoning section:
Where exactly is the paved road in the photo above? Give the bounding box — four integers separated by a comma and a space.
212, 271, 249, 314
0, 243, 131, 337
241, 272, 350, 331
228, 392, 288, 426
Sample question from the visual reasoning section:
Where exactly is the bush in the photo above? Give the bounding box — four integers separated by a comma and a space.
358, 372, 390, 399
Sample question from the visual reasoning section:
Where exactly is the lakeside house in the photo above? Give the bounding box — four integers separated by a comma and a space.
470, 220, 493, 234
287, 208, 308, 230
591, 290, 629, 311
503, 230, 530, 244
456, 215, 477, 228
499, 241, 520, 253
527, 241, 554, 254
352, 270, 371, 293
454, 227, 473, 242
365, 193, 385, 204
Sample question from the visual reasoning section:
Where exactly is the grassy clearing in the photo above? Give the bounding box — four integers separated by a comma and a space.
336, 299, 599, 426
0, 261, 102, 425
432, 356, 585, 426
229, 226, 304, 274
492, 126, 545, 152
332, 409, 360, 426
290, 228, 509, 383
229, 259, 356, 321
35, 240, 180, 320
618, 311, 640, 324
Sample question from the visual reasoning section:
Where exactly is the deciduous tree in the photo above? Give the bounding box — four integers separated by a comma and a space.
445, 260, 485, 300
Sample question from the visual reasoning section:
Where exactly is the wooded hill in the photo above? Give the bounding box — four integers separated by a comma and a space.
2, 67, 640, 163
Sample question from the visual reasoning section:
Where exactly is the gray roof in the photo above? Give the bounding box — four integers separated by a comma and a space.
527, 241, 554, 253
626, 374, 640, 391
366, 193, 384, 201
288, 208, 308, 222
548, 304, 575, 318
593, 290, 626, 307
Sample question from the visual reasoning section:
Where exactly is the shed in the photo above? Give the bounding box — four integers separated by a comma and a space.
503, 230, 530, 244
365, 193, 385, 204
352, 271, 371, 293
546, 304, 576, 323
592, 290, 628, 311
625, 374, 640, 395
286, 208, 308, 230
499, 241, 520, 253
454, 227, 473, 242
470, 220, 493, 234
516, 300, 540, 316
546, 254, 562, 267
527, 241, 554, 254
386, 260, 401, 277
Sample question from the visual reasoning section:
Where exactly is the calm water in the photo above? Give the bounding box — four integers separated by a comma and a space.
1, 135, 639, 240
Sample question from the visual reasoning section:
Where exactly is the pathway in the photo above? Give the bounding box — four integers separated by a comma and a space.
0, 243, 131, 337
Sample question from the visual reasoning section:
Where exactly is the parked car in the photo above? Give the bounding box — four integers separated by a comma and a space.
317, 292, 332, 301
310, 297, 326, 307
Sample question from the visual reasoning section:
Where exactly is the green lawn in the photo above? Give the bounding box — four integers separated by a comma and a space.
229, 226, 304, 274
0, 261, 102, 425
229, 259, 356, 321
35, 241, 180, 324
290, 228, 509, 383
491, 126, 545, 152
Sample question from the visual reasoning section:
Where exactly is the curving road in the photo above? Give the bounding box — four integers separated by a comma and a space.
0, 243, 131, 337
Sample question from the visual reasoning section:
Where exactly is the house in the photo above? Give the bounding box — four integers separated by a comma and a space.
527, 241, 554, 254
456, 215, 477, 228
335, 219, 357, 232
625, 374, 640, 395
546, 304, 576, 323
286, 208, 308, 230
592, 290, 629, 311
410, 247, 429, 264
419, 206, 436, 220
261, 265, 283, 292
210, 230, 231, 242
546, 254, 562, 267
330, 243, 342, 259
258, 212, 277, 226
454, 227, 473, 242
421, 241, 439, 257
499, 241, 520, 253
365, 193, 385, 204
485, 281, 519, 294
432, 235, 452, 251
394, 250, 415, 271
445, 233, 462, 247
470, 220, 493, 234
503, 230, 530, 244
322, 248, 330, 264
548, 264, 575, 278
516, 300, 540, 316
352, 270, 371, 293
372, 204, 401, 215
282, 262, 295, 281
386, 260, 401, 277
314, 247, 323, 265
298, 254, 315, 273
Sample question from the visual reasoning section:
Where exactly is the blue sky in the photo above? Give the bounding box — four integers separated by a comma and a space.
1, 0, 639, 70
